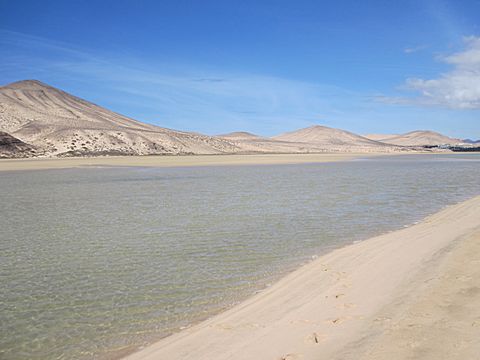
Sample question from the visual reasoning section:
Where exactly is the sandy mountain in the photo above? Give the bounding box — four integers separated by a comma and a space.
0, 132, 37, 158
272, 125, 401, 152
0, 80, 240, 157
376, 130, 461, 146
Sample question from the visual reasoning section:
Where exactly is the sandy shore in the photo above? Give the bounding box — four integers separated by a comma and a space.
339, 224, 480, 360
0, 153, 365, 171
124, 195, 480, 360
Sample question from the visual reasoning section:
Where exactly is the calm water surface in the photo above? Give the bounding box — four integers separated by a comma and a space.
1, 154, 480, 359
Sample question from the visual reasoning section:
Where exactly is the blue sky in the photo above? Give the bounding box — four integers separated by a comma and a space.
1, 0, 479, 138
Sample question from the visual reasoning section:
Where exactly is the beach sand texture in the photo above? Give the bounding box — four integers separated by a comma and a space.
339, 223, 480, 360
124, 196, 480, 360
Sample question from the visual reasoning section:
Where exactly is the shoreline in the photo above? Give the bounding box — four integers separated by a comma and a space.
0, 152, 399, 172
123, 195, 480, 360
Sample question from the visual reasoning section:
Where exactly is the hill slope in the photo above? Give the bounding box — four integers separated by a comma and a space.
374, 131, 461, 146
272, 125, 400, 152
0, 80, 239, 156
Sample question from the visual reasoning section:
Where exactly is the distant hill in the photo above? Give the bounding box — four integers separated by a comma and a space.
217, 131, 262, 140
0, 80, 240, 157
367, 130, 461, 146
462, 139, 480, 144
272, 125, 399, 152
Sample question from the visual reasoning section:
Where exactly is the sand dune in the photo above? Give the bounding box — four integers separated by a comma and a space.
124, 195, 480, 360
365, 130, 461, 146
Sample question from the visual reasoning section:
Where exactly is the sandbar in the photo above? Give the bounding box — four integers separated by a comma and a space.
0, 153, 363, 172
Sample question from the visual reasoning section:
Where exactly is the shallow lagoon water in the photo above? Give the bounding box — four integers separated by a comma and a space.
1, 154, 480, 359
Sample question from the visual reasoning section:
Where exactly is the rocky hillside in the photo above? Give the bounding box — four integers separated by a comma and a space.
0, 132, 37, 158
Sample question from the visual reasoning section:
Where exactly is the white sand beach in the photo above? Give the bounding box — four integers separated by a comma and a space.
124, 195, 480, 360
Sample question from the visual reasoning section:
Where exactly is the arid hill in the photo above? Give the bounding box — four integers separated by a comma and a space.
0, 80, 240, 157
272, 125, 401, 152
365, 130, 461, 146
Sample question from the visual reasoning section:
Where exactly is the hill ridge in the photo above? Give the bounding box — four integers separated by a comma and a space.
364, 130, 461, 146
273, 124, 392, 148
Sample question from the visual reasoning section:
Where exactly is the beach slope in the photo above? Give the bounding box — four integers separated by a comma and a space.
125, 196, 480, 360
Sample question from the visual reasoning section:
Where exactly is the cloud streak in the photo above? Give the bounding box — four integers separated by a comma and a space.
404, 45, 428, 54
0, 30, 363, 135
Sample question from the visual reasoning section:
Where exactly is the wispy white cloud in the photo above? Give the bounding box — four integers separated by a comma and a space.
388, 36, 480, 109
0, 30, 363, 134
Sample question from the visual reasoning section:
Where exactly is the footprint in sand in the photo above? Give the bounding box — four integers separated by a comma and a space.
331, 317, 343, 324
456, 275, 473, 282
325, 316, 352, 325
304, 332, 327, 344
326, 292, 348, 300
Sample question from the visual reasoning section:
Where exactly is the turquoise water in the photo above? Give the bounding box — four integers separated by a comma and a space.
1, 154, 479, 359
